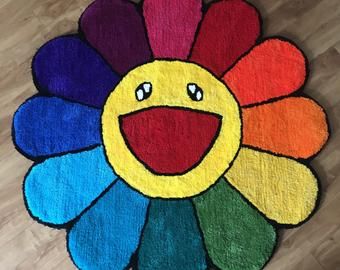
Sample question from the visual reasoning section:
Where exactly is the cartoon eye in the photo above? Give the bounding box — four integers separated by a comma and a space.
135, 82, 152, 101
187, 83, 203, 101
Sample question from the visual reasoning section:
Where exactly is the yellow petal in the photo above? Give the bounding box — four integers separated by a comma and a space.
225, 147, 319, 225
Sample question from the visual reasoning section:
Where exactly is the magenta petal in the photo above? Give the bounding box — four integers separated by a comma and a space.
143, 0, 202, 60
80, 0, 152, 75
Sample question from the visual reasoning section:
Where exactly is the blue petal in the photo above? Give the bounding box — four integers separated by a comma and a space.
68, 180, 149, 270
13, 96, 101, 159
24, 146, 116, 225
138, 200, 207, 270
32, 35, 120, 108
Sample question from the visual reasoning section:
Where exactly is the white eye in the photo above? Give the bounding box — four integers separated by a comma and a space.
136, 82, 152, 101
187, 83, 203, 101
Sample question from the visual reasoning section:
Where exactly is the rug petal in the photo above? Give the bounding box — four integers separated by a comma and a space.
13, 96, 101, 159
225, 147, 319, 225
24, 146, 117, 225
138, 200, 207, 270
193, 179, 276, 270
189, 0, 260, 77
32, 35, 120, 108
68, 180, 149, 270
80, 0, 152, 75
143, 0, 202, 59
242, 97, 329, 158
223, 39, 307, 106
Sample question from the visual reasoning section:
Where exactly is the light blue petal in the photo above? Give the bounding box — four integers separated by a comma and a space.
24, 146, 117, 225
68, 180, 149, 270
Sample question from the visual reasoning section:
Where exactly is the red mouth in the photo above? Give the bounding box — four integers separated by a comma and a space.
119, 107, 222, 175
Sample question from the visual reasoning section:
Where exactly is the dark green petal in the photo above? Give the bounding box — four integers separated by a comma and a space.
138, 199, 207, 270
193, 178, 277, 270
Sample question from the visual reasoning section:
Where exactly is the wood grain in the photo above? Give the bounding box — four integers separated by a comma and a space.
0, 0, 339, 269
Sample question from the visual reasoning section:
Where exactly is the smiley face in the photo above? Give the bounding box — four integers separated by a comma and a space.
102, 60, 241, 198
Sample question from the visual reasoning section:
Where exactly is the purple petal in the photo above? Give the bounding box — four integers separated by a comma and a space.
33, 35, 120, 108
80, 0, 152, 75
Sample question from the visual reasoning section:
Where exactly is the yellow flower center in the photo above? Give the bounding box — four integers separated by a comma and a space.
102, 60, 241, 198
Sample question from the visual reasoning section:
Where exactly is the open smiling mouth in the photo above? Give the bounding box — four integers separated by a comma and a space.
119, 106, 222, 175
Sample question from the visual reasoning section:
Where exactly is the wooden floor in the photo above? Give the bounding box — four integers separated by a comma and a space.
0, 0, 339, 269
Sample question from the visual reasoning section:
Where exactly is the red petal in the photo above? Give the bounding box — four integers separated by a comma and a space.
190, 0, 260, 77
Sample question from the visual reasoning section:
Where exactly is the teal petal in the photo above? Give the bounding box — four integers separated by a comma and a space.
68, 180, 149, 270
138, 199, 207, 270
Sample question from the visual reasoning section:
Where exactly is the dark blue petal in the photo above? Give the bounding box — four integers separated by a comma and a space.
32, 35, 120, 108
13, 96, 101, 159
138, 200, 207, 270
68, 180, 149, 270
24, 146, 117, 225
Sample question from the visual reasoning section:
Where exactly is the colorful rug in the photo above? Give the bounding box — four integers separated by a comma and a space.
12, 0, 329, 269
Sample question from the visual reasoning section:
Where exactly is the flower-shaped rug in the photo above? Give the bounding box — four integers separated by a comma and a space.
13, 0, 329, 269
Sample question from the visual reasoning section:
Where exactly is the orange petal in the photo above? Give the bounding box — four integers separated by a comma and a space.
242, 97, 329, 159
223, 39, 307, 106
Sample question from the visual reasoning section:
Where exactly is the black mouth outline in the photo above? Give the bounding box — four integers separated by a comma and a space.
118, 105, 222, 176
